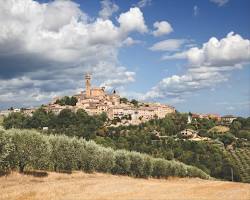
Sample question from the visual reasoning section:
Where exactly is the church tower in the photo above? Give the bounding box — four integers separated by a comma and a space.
85, 73, 91, 97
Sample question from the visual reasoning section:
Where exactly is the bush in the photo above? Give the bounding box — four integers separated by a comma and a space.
49, 135, 80, 172
82, 140, 101, 172
129, 152, 145, 177
186, 166, 210, 179
0, 128, 210, 180
112, 150, 131, 175
97, 147, 115, 173
0, 130, 14, 174
152, 158, 168, 178
141, 155, 153, 178
6, 129, 51, 172
173, 162, 188, 177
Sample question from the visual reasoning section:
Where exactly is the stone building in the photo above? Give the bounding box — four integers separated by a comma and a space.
48, 73, 175, 125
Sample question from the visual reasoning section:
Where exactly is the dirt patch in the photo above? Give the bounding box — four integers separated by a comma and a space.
0, 171, 249, 200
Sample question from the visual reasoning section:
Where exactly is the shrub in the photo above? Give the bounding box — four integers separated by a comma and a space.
152, 158, 168, 178
112, 150, 131, 175
49, 135, 78, 171
141, 155, 153, 178
82, 140, 101, 172
6, 129, 51, 172
129, 152, 145, 177
186, 166, 210, 179
0, 128, 210, 180
70, 138, 87, 170
173, 162, 188, 177
97, 147, 115, 173
0, 130, 14, 174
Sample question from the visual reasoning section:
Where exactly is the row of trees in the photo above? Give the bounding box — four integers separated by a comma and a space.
0, 128, 210, 180
2, 109, 248, 181
3, 108, 106, 139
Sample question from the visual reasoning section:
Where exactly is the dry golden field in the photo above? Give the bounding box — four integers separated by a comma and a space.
0, 171, 249, 200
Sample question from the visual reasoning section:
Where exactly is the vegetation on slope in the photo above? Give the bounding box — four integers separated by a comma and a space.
2, 109, 250, 182
227, 147, 250, 183
0, 128, 210, 180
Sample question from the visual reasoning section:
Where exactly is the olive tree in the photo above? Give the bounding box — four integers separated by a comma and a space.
0, 130, 14, 173
7, 129, 51, 172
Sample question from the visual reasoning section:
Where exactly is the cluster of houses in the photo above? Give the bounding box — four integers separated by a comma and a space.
0, 74, 238, 127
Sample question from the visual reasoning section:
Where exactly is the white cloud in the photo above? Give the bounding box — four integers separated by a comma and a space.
99, 0, 119, 19
210, 0, 229, 6
118, 7, 148, 33
187, 32, 250, 67
162, 51, 187, 60
144, 32, 250, 101
122, 37, 141, 46
137, 0, 152, 8
152, 21, 173, 37
193, 5, 199, 16
149, 39, 187, 52
0, 0, 147, 109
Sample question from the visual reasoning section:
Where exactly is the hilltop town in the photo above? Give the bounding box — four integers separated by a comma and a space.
6, 74, 175, 126
0, 74, 238, 127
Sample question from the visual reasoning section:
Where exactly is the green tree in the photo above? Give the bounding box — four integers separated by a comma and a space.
3, 112, 27, 129
0, 130, 14, 173
7, 129, 51, 172
130, 99, 139, 107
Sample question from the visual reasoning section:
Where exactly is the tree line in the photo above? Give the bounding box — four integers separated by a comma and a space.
0, 128, 210, 180
2, 109, 249, 181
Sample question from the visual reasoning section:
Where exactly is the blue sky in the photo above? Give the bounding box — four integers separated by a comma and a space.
0, 0, 249, 116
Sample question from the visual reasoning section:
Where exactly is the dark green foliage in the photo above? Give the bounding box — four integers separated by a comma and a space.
55, 96, 78, 106
237, 130, 250, 140
129, 152, 145, 177
218, 133, 236, 146
49, 135, 83, 171
112, 150, 131, 175
120, 97, 129, 104
82, 141, 100, 172
0, 130, 14, 173
97, 147, 115, 173
152, 158, 169, 178
130, 99, 139, 107
3, 108, 107, 139
7, 129, 51, 172
0, 128, 210, 180
3, 112, 28, 129
26, 108, 50, 129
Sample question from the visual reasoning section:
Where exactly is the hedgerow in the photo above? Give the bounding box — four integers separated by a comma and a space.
0, 129, 210, 180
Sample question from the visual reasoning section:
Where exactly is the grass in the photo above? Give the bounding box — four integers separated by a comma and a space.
0, 171, 249, 200
208, 125, 229, 133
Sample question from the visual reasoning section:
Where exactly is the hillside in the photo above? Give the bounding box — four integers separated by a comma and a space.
208, 125, 230, 133
228, 147, 250, 183
0, 171, 249, 200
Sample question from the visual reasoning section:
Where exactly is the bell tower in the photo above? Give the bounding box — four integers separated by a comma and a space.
85, 73, 91, 97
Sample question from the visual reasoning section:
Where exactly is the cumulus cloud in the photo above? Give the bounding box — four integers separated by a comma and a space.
0, 0, 148, 109
122, 37, 141, 46
99, 0, 119, 19
149, 39, 187, 52
210, 0, 229, 6
118, 7, 148, 33
152, 21, 173, 37
143, 32, 250, 101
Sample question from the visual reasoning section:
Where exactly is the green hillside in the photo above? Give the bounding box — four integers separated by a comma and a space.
228, 147, 250, 183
